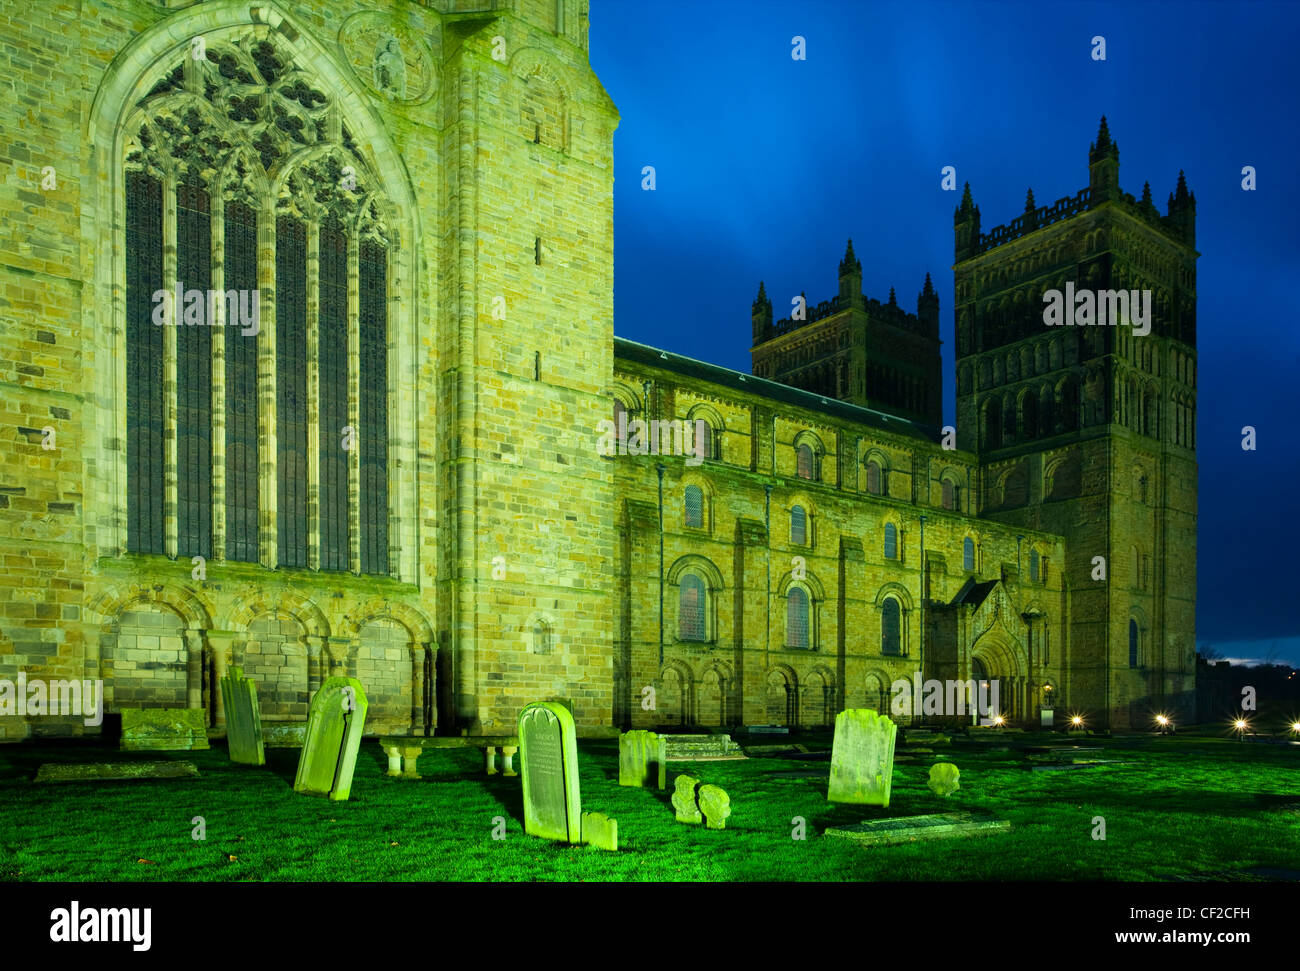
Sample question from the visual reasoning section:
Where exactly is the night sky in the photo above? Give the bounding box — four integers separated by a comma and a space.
589, 1, 1300, 666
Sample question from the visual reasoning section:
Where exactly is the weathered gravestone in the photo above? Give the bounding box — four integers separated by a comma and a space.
581, 811, 618, 851
220, 665, 265, 765
928, 762, 961, 797
120, 708, 209, 751
293, 677, 368, 801
827, 708, 897, 807
671, 774, 702, 824
36, 761, 200, 783
519, 701, 582, 844
619, 730, 666, 788
697, 784, 731, 830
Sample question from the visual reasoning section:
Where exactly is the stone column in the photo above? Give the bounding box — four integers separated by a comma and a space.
305, 634, 327, 698
204, 630, 242, 728
501, 745, 518, 777
184, 627, 205, 713
410, 644, 426, 737
485, 746, 498, 775
325, 636, 354, 678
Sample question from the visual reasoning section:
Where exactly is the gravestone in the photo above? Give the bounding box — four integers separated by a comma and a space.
697, 784, 731, 830
672, 774, 702, 824
827, 708, 897, 807
293, 677, 368, 801
825, 812, 1011, 846
120, 708, 209, 751
518, 701, 582, 843
662, 733, 745, 760
220, 665, 265, 765
619, 730, 666, 788
36, 761, 199, 783
929, 762, 961, 797
581, 811, 618, 851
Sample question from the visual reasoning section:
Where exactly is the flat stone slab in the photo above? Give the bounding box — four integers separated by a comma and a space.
662, 734, 745, 760
376, 735, 519, 749
743, 743, 810, 756
745, 726, 790, 735
765, 769, 828, 779
120, 708, 209, 751
263, 722, 307, 748
824, 812, 1011, 846
36, 761, 199, 783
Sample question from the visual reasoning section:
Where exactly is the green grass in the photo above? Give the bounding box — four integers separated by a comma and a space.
1, 732, 1297, 881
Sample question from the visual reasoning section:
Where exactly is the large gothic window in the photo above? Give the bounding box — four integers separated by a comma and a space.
124, 37, 394, 574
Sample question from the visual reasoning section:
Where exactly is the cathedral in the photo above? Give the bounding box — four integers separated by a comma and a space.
0, 0, 1196, 742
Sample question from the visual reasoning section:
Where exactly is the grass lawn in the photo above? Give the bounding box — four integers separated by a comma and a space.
1, 731, 1297, 881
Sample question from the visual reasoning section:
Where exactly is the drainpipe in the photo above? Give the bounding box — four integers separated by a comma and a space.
919, 514, 926, 726
764, 483, 772, 662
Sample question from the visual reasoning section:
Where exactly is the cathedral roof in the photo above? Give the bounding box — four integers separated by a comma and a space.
613, 337, 941, 444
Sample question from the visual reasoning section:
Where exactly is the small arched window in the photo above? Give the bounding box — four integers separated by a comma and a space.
881, 598, 901, 656
884, 522, 897, 560
791, 504, 807, 546
694, 418, 713, 461
1029, 548, 1040, 582
942, 479, 954, 510
963, 536, 975, 572
786, 587, 809, 649
679, 574, 706, 641
684, 485, 703, 529
866, 460, 882, 496
532, 621, 554, 655
613, 398, 627, 448
1129, 619, 1139, 668
796, 443, 815, 480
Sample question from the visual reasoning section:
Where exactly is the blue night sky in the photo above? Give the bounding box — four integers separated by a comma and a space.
588, 1, 1300, 666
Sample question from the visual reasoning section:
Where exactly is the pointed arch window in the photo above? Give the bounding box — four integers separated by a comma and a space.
884, 522, 898, 560
123, 36, 394, 574
1029, 548, 1040, 582
1129, 619, 1139, 668
963, 536, 975, 572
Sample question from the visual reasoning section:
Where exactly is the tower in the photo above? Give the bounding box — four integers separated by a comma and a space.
953, 118, 1198, 729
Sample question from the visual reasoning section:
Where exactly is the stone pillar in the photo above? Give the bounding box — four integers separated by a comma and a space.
501, 745, 518, 777
382, 743, 402, 777
204, 631, 242, 728
325, 636, 354, 678
305, 635, 326, 698
734, 517, 770, 727
184, 627, 204, 713
410, 644, 426, 737
485, 746, 498, 775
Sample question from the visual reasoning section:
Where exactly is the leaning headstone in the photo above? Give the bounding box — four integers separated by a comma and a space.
619, 730, 666, 788
220, 665, 265, 765
697, 784, 731, 830
929, 762, 960, 797
672, 774, 702, 824
36, 761, 199, 783
519, 701, 582, 843
120, 708, 209, 751
293, 677, 368, 801
581, 811, 618, 851
827, 708, 897, 807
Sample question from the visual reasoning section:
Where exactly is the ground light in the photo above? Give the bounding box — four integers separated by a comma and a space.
992, 714, 1006, 728
1068, 713, 1086, 732
1154, 713, 1173, 735
1232, 717, 1249, 741
1290, 720, 1300, 736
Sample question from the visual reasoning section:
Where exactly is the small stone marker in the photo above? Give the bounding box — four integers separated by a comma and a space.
36, 761, 199, 783
219, 665, 265, 765
581, 811, 618, 851
619, 729, 666, 788
120, 708, 209, 751
519, 701, 582, 843
672, 774, 702, 824
827, 708, 897, 807
928, 762, 961, 797
697, 784, 731, 829
824, 812, 1010, 846
293, 677, 368, 801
